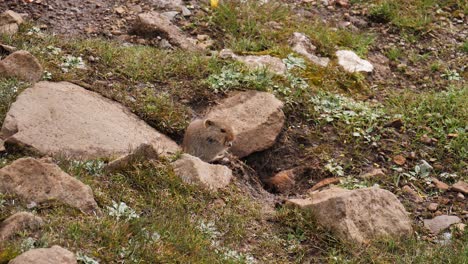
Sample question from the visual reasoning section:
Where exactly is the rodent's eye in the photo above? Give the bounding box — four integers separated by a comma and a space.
207, 137, 216, 144
220, 129, 226, 133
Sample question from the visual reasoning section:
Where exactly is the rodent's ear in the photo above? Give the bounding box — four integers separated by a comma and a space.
204, 119, 214, 127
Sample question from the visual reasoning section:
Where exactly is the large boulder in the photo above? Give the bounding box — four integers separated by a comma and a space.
287, 187, 413, 244
0, 157, 99, 214
289, 32, 330, 67
134, 12, 199, 51
0, 212, 43, 241
0, 10, 23, 35
0, 51, 43, 82
336, 50, 373, 73
9, 245, 76, 264
1, 81, 180, 159
172, 154, 232, 190
206, 91, 285, 158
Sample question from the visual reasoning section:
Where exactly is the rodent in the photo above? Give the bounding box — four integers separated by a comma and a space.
264, 169, 295, 194
182, 119, 235, 162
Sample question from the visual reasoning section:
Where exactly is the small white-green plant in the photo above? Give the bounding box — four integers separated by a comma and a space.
45, 45, 62, 55
324, 159, 344, 176
107, 201, 139, 221
441, 69, 461, 81
77, 253, 99, 264
401, 160, 433, 181
20, 237, 37, 252
60, 55, 86, 72
43, 71, 53, 80
70, 160, 105, 176
283, 54, 306, 71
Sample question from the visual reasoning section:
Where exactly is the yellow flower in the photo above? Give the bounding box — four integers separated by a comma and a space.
210, 0, 219, 8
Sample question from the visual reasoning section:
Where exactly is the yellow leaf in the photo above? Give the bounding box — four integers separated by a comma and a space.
210, 0, 219, 8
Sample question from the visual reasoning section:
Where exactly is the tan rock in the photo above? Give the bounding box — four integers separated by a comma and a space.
235, 54, 286, 75
309, 177, 341, 192
402, 185, 423, 203
134, 12, 199, 51
1, 81, 180, 159
285, 198, 314, 208
9, 245, 76, 264
0, 51, 43, 82
0, 139, 4, 152
451, 181, 468, 195
393, 155, 406, 165
104, 143, 159, 173
431, 178, 449, 191
0, 43, 17, 54
0, 157, 99, 214
0, 23, 18, 35
289, 32, 329, 67
172, 154, 232, 190
265, 169, 295, 194
206, 91, 285, 158
0, 212, 43, 241
423, 215, 461, 234
293, 187, 412, 244
359, 168, 385, 179
427, 203, 438, 212
0, 10, 24, 25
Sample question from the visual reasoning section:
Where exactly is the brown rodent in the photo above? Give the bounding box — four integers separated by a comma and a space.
182, 119, 235, 162
264, 169, 295, 194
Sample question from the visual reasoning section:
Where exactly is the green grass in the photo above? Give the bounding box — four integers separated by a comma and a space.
387, 86, 468, 172
0, 79, 29, 128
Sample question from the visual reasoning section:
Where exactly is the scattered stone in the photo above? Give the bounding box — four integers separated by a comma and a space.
219, 49, 287, 75
393, 155, 406, 166
0, 10, 23, 35
172, 154, 232, 190
359, 168, 385, 179
161, 11, 179, 21
420, 134, 433, 144
451, 181, 468, 195
134, 12, 199, 51
447, 133, 458, 138
0, 50, 43, 82
288, 187, 412, 244
0, 43, 17, 54
1, 81, 179, 159
309, 177, 340, 192
206, 91, 285, 158
289, 32, 330, 67
0, 212, 43, 241
0, 157, 99, 214
265, 169, 295, 194
423, 215, 461, 234
181, 6, 191, 17
456, 193, 465, 200
336, 50, 373, 73
432, 178, 449, 191
453, 223, 466, 232
402, 185, 423, 203
427, 203, 438, 212
384, 119, 404, 130
9, 245, 76, 264
104, 144, 159, 173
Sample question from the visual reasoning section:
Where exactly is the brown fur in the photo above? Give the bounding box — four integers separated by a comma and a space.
182, 119, 235, 162
265, 169, 295, 194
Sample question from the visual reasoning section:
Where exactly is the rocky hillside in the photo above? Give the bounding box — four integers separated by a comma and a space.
0, 0, 467, 263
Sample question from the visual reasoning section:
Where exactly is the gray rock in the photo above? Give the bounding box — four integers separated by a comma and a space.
423, 215, 461, 234
336, 50, 373, 73
289, 32, 329, 67
0, 212, 43, 241
104, 143, 159, 173
172, 154, 232, 190
1, 81, 180, 159
0, 50, 43, 82
287, 187, 413, 244
206, 91, 285, 158
0, 10, 23, 36
219, 49, 287, 75
134, 12, 199, 51
0, 157, 99, 214
9, 245, 76, 264
161, 11, 180, 21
